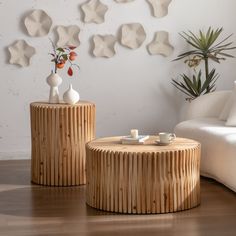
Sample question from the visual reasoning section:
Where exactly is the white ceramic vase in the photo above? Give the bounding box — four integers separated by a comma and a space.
46, 73, 62, 104
63, 84, 80, 105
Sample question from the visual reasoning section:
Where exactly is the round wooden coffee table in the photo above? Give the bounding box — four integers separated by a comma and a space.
86, 136, 201, 214
30, 101, 95, 186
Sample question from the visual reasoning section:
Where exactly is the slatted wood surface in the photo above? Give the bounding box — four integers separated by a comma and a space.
30, 101, 95, 186
86, 136, 201, 214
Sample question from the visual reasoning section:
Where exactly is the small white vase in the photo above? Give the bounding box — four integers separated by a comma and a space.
63, 84, 80, 105
46, 73, 62, 104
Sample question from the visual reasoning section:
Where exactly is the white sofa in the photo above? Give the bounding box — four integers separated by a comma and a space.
174, 90, 236, 192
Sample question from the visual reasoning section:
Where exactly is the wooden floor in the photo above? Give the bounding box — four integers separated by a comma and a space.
0, 160, 235, 236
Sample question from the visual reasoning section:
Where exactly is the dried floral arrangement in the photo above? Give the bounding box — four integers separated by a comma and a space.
49, 40, 80, 77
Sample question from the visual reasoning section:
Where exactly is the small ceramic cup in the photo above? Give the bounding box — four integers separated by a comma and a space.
159, 132, 176, 144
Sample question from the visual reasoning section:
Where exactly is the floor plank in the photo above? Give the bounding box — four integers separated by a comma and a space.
0, 160, 235, 236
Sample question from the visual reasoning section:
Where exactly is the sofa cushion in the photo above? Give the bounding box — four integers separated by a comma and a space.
221, 81, 236, 123
226, 90, 236, 126
187, 91, 231, 120
219, 95, 234, 121
175, 117, 236, 192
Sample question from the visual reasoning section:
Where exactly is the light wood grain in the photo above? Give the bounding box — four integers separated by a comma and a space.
30, 101, 96, 186
86, 136, 201, 214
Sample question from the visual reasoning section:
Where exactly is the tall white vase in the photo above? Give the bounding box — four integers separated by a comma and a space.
63, 84, 80, 105
46, 73, 62, 104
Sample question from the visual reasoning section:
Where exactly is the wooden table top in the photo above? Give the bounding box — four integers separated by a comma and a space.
87, 136, 200, 153
30, 101, 95, 108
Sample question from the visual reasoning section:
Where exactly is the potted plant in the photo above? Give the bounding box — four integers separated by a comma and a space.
172, 27, 236, 101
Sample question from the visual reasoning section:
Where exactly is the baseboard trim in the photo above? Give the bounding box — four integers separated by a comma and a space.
0, 151, 30, 160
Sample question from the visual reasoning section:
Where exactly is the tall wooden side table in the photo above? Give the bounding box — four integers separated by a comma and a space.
86, 136, 201, 214
30, 101, 95, 186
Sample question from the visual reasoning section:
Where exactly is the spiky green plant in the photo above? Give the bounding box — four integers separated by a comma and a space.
172, 27, 236, 100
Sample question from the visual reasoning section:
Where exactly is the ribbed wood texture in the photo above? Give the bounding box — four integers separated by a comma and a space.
30, 101, 96, 186
86, 136, 201, 214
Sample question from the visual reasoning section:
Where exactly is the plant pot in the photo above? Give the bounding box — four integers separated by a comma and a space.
63, 84, 80, 105
46, 72, 62, 103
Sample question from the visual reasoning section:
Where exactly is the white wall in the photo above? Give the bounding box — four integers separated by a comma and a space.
1, 0, 236, 159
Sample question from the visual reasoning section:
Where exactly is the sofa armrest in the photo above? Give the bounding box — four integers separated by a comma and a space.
186, 91, 231, 120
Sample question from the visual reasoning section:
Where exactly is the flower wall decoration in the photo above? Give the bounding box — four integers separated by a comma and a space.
7, 0, 174, 66
114, 0, 135, 3
93, 35, 117, 58
147, 0, 172, 18
147, 31, 174, 57
120, 23, 146, 49
81, 0, 108, 24
24, 9, 52, 37
56, 25, 81, 48
8, 40, 36, 67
